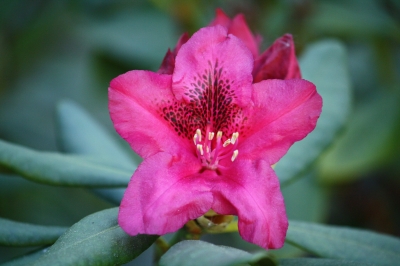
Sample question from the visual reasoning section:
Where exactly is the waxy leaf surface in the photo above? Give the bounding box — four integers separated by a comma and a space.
56, 100, 137, 203
0, 139, 131, 187
0, 218, 66, 247
280, 258, 373, 266
286, 221, 400, 266
33, 208, 157, 265
159, 240, 276, 266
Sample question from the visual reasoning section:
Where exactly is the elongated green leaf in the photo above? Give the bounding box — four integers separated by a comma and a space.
159, 240, 276, 266
56, 100, 137, 170
275, 40, 351, 186
0, 218, 66, 247
286, 221, 400, 265
280, 258, 373, 266
0, 139, 130, 187
1, 248, 47, 266
33, 208, 157, 265
56, 100, 137, 203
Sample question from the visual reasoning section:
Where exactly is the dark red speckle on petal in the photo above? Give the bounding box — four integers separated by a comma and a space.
158, 60, 248, 140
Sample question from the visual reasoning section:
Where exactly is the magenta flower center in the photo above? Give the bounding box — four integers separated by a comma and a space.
193, 126, 239, 170
160, 60, 249, 141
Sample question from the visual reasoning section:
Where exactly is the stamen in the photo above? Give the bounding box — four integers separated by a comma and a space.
194, 129, 240, 170
223, 139, 231, 147
196, 129, 202, 142
197, 144, 204, 155
231, 132, 239, 144
231, 150, 239, 161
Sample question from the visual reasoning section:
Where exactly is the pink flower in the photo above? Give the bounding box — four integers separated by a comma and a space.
109, 14, 322, 249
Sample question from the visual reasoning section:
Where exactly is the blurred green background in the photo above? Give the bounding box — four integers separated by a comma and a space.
0, 0, 399, 264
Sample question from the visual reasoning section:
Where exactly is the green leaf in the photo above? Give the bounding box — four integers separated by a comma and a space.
0, 218, 66, 247
159, 240, 276, 266
56, 100, 137, 203
318, 91, 400, 182
286, 221, 400, 265
275, 40, 351, 186
56, 100, 137, 170
1, 248, 47, 266
282, 172, 329, 222
0, 139, 130, 187
33, 208, 157, 266
280, 258, 373, 266
80, 8, 178, 70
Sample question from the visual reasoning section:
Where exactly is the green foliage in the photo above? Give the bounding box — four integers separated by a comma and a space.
0, 218, 66, 247
0, 139, 130, 187
32, 208, 157, 265
318, 91, 400, 182
56, 100, 137, 169
159, 240, 276, 266
286, 221, 400, 266
282, 172, 329, 222
56, 100, 138, 204
1, 248, 46, 266
275, 40, 351, 186
279, 258, 373, 266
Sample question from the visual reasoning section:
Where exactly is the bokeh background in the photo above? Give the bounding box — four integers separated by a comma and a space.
1, 0, 399, 264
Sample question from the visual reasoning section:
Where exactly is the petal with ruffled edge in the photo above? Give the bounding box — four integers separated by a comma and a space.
118, 151, 214, 236
209, 9, 261, 59
239, 79, 322, 164
172, 25, 253, 108
211, 159, 288, 249
253, 34, 301, 82
109, 71, 193, 159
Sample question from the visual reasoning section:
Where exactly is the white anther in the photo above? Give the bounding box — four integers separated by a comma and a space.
197, 144, 204, 155
193, 135, 197, 145
217, 131, 223, 139
208, 132, 215, 141
231, 132, 239, 144
231, 150, 239, 162
196, 129, 202, 142
223, 139, 231, 147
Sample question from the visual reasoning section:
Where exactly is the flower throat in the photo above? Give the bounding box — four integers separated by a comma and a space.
193, 125, 239, 171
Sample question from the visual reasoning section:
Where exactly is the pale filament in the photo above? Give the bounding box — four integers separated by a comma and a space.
193, 128, 239, 170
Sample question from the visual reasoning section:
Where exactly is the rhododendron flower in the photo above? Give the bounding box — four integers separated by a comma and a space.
109, 12, 322, 249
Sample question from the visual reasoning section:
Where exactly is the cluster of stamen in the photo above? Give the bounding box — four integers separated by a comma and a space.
193, 128, 239, 170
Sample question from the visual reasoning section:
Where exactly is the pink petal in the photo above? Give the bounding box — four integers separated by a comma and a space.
208, 8, 231, 28
209, 9, 260, 58
118, 152, 213, 236
229, 14, 260, 59
253, 34, 301, 82
172, 25, 253, 108
239, 79, 322, 164
109, 70, 193, 159
158, 33, 190, 74
211, 159, 288, 249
